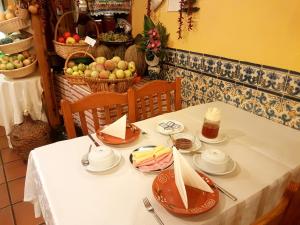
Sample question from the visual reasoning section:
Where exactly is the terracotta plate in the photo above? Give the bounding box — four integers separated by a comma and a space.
96, 124, 141, 145
152, 169, 219, 216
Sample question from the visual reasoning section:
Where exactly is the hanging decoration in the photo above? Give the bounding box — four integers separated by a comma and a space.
147, 0, 151, 16
177, 0, 200, 39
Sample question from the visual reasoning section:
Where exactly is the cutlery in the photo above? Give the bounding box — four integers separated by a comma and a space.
204, 177, 237, 201
88, 133, 100, 147
81, 144, 92, 166
143, 197, 164, 225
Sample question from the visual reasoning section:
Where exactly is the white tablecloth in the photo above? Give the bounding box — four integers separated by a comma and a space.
0, 73, 47, 141
24, 102, 300, 225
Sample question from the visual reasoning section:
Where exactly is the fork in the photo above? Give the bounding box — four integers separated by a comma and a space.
143, 197, 164, 225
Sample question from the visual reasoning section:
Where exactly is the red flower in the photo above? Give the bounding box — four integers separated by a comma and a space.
147, 28, 160, 39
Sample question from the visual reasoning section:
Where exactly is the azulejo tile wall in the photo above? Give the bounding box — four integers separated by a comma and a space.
160, 48, 300, 130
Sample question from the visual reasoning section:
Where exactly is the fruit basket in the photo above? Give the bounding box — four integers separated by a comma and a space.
0, 17, 29, 34
0, 36, 33, 55
0, 58, 37, 79
53, 11, 99, 59
85, 75, 136, 93
63, 51, 95, 85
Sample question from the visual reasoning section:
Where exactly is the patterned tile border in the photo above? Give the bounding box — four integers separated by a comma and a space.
161, 48, 300, 130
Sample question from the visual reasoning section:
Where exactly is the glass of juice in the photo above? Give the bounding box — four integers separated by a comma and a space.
201, 107, 221, 139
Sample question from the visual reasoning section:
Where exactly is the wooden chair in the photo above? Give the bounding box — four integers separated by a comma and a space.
252, 182, 300, 225
128, 77, 181, 121
60, 91, 135, 139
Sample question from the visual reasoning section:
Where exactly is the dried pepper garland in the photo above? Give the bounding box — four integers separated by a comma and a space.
177, 0, 200, 39
147, 0, 151, 16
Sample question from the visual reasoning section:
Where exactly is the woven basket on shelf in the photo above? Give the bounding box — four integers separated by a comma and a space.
0, 59, 37, 79
10, 111, 51, 161
53, 11, 99, 59
63, 50, 95, 85
0, 17, 29, 34
15, 7, 29, 20
85, 75, 136, 93
0, 36, 33, 55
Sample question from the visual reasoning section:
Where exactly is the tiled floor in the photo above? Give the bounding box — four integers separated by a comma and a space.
0, 126, 45, 225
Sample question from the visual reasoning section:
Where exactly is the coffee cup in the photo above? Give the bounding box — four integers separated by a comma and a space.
200, 149, 230, 173
87, 146, 116, 171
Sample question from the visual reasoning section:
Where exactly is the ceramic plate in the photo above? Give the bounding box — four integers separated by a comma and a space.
129, 146, 173, 173
96, 124, 140, 145
152, 169, 219, 216
156, 120, 184, 135
86, 151, 122, 172
192, 154, 237, 176
198, 132, 227, 144
167, 133, 202, 153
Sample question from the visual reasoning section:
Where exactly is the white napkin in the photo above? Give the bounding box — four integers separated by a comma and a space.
173, 146, 213, 209
100, 114, 127, 139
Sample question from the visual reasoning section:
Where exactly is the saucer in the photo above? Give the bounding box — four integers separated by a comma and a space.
167, 133, 202, 154
156, 120, 184, 135
198, 132, 227, 144
86, 151, 122, 172
192, 154, 236, 176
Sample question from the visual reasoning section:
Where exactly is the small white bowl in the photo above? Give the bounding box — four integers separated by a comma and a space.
200, 149, 230, 173
87, 146, 116, 171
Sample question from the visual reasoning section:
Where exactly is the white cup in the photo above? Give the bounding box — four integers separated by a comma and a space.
88, 146, 116, 171
200, 149, 230, 173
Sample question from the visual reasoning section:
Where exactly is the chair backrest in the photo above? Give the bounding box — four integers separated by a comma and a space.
128, 77, 181, 121
251, 182, 300, 225
60, 91, 135, 139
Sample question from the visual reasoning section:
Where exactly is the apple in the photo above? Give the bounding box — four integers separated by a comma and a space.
124, 70, 132, 78
23, 59, 31, 66
17, 54, 25, 61
95, 63, 105, 72
104, 60, 116, 71
66, 68, 73, 74
78, 70, 84, 76
66, 37, 76, 44
21, 51, 30, 58
78, 63, 86, 71
128, 61, 136, 72
99, 70, 110, 79
95, 57, 106, 64
0, 63, 6, 70
58, 36, 65, 43
117, 60, 127, 70
84, 69, 92, 77
111, 56, 121, 65
67, 60, 75, 68
109, 73, 117, 80
6, 62, 15, 70
72, 66, 78, 72
72, 71, 79, 76
116, 69, 125, 79
73, 34, 80, 42
91, 70, 99, 78
89, 62, 97, 69
63, 32, 71, 39
13, 60, 23, 69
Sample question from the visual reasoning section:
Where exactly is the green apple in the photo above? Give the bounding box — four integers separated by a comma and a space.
17, 54, 25, 61
111, 56, 121, 65
0, 63, 6, 70
84, 69, 92, 77
78, 70, 84, 76
116, 69, 125, 79
66, 37, 76, 44
13, 60, 23, 69
72, 71, 79, 76
117, 60, 127, 70
78, 63, 86, 71
95, 56, 106, 64
66, 68, 73, 74
91, 70, 99, 78
72, 66, 78, 72
109, 73, 117, 80
128, 61, 136, 73
6, 62, 15, 70
124, 69, 132, 78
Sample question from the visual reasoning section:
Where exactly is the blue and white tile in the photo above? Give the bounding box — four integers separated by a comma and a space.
283, 73, 300, 99
253, 90, 283, 120
236, 86, 258, 113
219, 60, 239, 81
203, 56, 218, 77
162, 64, 176, 81
258, 68, 287, 93
239, 64, 263, 87
214, 79, 236, 105
164, 48, 177, 65
194, 74, 215, 98
278, 98, 300, 130
176, 51, 189, 68
188, 52, 202, 71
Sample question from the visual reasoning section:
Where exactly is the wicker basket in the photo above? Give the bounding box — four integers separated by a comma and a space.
10, 111, 51, 161
85, 75, 136, 93
0, 59, 37, 79
0, 17, 29, 34
15, 7, 29, 20
53, 11, 99, 59
63, 50, 95, 85
0, 36, 33, 54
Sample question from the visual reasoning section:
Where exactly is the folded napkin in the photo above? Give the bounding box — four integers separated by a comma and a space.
100, 114, 127, 139
173, 146, 213, 209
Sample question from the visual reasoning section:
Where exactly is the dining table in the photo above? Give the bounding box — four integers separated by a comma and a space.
24, 101, 300, 225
